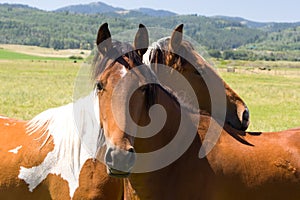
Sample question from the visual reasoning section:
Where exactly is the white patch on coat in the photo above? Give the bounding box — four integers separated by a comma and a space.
18, 90, 105, 199
120, 65, 128, 78
8, 145, 23, 154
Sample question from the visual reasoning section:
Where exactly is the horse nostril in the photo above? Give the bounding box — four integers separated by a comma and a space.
105, 148, 113, 165
240, 108, 250, 131
243, 108, 250, 122
128, 147, 135, 153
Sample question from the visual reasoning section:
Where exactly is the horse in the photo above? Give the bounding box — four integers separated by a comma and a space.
0, 23, 155, 200
95, 24, 300, 200
0, 22, 155, 200
143, 24, 250, 131
93, 22, 251, 176
0, 96, 123, 200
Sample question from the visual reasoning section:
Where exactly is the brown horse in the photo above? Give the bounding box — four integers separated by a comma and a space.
0, 97, 123, 199
144, 24, 250, 131
0, 22, 154, 199
96, 24, 300, 200
0, 24, 152, 199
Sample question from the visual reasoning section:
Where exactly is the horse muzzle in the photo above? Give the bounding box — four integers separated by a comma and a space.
104, 145, 136, 178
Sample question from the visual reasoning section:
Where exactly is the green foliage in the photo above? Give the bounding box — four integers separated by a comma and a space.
0, 4, 299, 61
0, 5, 116, 50
0, 4, 265, 51
69, 55, 83, 60
208, 50, 222, 58
256, 27, 300, 51
222, 50, 254, 60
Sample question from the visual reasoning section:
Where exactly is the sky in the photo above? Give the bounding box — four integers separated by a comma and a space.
0, 0, 299, 22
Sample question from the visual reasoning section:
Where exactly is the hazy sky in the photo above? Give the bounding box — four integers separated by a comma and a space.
0, 0, 299, 22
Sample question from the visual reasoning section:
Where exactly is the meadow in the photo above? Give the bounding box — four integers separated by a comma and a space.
219, 71, 300, 131
0, 48, 68, 61
0, 48, 299, 132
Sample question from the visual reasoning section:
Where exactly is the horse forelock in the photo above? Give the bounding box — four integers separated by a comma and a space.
144, 37, 170, 65
92, 39, 164, 113
143, 38, 201, 114
20, 90, 104, 198
148, 37, 212, 75
92, 40, 143, 81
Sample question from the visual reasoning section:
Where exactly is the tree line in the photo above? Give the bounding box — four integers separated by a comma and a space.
0, 4, 299, 61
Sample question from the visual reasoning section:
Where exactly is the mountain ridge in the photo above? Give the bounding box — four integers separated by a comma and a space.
54, 1, 177, 17
213, 15, 300, 31
1, 2, 299, 25
0, 2, 299, 62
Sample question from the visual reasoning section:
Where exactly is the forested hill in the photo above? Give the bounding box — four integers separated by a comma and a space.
0, 3, 299, 61
55, 2, 177, 17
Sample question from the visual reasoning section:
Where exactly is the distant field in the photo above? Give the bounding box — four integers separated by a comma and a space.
219, 70, 300, 132
0, 59, 80, 119
0, 48, 68, 60
0, 44, 91, 59
0, 50, 299, 132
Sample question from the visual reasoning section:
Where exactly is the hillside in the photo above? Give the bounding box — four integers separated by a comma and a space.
246, 26, 300, 51
55, 1, 177, 17
0, 4, 262, 50
55, 2, 124, 14
214, 16, 300, 31
0, 3, 299, 61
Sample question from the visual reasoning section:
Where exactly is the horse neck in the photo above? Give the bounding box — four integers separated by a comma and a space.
128, 106, 208, 199
24, 91, 104, 198
134, 83, 200, 162
192, 51, 244, 106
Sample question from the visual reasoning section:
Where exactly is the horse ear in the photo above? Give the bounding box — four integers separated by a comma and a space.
134, 24, 149, 57
170, 24, 184, 53
96, 23, 113, 55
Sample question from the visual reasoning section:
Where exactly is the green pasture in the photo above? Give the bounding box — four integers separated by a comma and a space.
0, 57, 299, 132
0, 48, 68, 61
0, 60, 80, 119
219, 71, 300, 132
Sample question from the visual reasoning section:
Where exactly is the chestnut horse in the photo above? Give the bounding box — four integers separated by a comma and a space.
96, 24, 300, 200
144, 24, 250, 131
0, 95, 123, 199
0, 23, 150, 200
0, 23, 152, 200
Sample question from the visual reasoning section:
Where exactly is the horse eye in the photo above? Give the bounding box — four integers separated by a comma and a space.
96, 82, 104, 91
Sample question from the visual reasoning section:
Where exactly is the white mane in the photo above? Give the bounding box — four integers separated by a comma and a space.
143, 40, 200, 114
18, 90, 104, 199
143, 36, 170, 66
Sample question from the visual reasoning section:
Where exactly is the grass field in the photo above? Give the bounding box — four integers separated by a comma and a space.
0, 48, 69, 60
0, 44, 91, 59
0, 59, 80, 119
219, 71, 300, 132
0, 48, 299, 132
